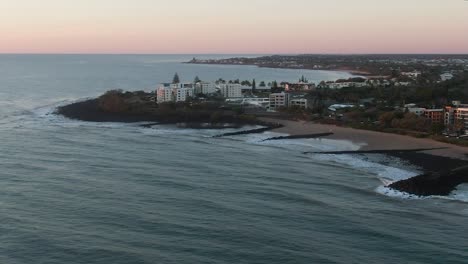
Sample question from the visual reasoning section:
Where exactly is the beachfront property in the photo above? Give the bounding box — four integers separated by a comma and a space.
157, 80, 245, 102
225, 97, 270, 109
406, 105, 449, 124
195, 82, 217, 95
444, 105, 468, 135
218, 83, 243, 98
269, 92, 290, 110
424, 109, 444, 124
240, 85, 271, 93
157, 83, 194, 103
283, 82, 315, 92
290, 98, 308, 109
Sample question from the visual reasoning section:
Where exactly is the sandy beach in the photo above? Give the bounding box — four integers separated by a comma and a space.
261, 118, 468, 161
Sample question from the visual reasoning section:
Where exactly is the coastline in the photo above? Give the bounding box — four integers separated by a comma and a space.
55, 97, 282, 129
186, 61, 370, 77
55, 97, 468, 195
260, 117, 468, 171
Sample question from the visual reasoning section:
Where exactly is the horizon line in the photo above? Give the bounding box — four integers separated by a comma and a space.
1, 53, 468, 56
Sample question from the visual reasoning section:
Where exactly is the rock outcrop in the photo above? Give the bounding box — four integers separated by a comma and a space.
389, 165, 468, 196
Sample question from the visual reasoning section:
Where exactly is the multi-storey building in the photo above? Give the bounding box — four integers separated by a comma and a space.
269, 92, 290, 110
156, 83, 194, 103
424, 109, 444, 123
157, 86, 174, 103
443, 105, 468, 135
284, 82, 315, 92
195, 82, 217, 95
290, 98, 308, 109
218, 83, 243, 98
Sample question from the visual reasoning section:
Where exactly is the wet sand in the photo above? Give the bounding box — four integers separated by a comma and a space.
260, 118, 468, 161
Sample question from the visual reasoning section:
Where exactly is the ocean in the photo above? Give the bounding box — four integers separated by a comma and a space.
1, 54, 467, 264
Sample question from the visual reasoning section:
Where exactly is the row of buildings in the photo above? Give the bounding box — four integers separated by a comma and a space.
155, 81, 310, 111
318, 72, 455, 90
407, 102, 468, 134
156, 82, 245, 103
155, 80, 311, 110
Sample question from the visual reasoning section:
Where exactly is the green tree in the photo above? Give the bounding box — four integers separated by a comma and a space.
454, 119, 465, 135
172, 73, 180, 84
430, 123, 445, 135
379, 112, 395, 128
241, 80, 251, 86
252, 79, 256, 93
194, 76, 201, 83
272, 80, 278, 88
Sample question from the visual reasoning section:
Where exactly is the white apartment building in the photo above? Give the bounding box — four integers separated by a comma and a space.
290, 98, 308, 109
175, 87, 194, 102
269, 92, 290, 110
195, 82, 217, 95
218, 83, 243, 98
157, 87, 174, 103
156, 83, 194, 103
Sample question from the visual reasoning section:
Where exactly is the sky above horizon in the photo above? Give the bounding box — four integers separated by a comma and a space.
1, 0, 467, 54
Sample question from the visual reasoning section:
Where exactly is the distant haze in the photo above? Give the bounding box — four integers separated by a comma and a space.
1, 0, 467, 54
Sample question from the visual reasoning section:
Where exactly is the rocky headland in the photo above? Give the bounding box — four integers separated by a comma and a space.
56, 90, 266, 127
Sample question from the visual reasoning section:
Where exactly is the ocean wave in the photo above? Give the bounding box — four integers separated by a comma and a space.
140, 125, 261, 139
375, 186, 424, 200
247, 134, 468, 201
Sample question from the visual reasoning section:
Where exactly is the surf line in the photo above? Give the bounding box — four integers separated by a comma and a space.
303, 148, 447, 155
261, 132, 333, 142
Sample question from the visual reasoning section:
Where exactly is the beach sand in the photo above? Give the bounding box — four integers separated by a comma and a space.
261, 118, 468, 161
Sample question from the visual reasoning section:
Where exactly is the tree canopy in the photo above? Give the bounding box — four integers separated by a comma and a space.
172, 73, 180, 84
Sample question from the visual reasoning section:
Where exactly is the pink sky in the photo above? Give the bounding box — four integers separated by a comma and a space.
1, 0, 467, 54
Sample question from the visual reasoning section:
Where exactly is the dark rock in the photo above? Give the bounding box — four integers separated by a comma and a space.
263, 132, 333, 141
389, 165, 468, 196
213, 123, 284, 138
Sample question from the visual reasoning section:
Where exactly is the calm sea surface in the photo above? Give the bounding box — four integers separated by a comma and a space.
0, 55, 467, 264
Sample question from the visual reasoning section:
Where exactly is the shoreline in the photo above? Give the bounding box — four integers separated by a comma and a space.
260, 117, 468, 161
186, 61, 370, 76
55, 98, 468, 195
260, 117, 468, 196
260, 117, 468, 177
